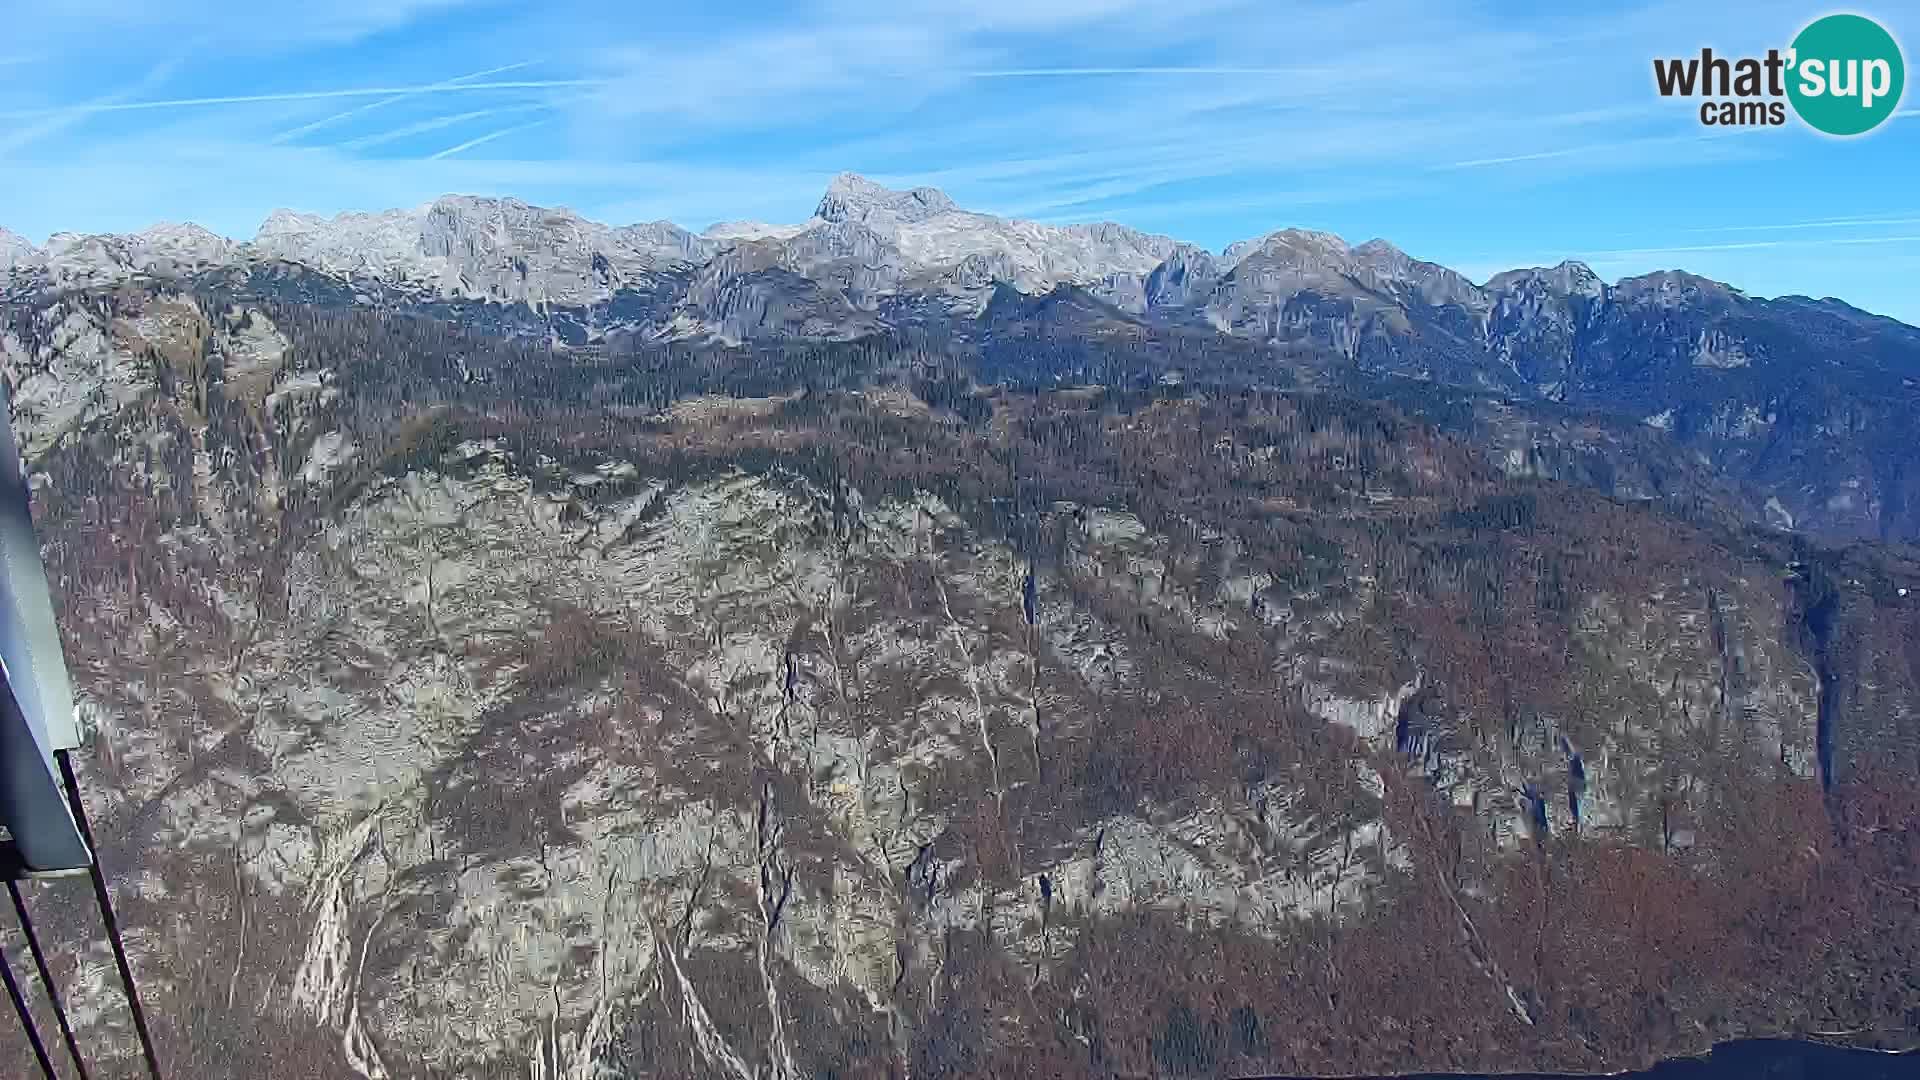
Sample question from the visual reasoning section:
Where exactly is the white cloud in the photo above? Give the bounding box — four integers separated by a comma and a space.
6, 0, 481, 51
0, 54, 184, 155
583, 25, 977, 131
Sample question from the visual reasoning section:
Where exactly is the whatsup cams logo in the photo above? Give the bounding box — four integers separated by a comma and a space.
1653, 12, 1905, 135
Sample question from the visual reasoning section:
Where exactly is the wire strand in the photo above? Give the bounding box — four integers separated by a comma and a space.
1, 928, 57, 1079
8, 880, 90, 1080
55, 750, 163, 1080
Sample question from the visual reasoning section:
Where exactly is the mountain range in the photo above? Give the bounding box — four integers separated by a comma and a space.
6, 172, 1920, 543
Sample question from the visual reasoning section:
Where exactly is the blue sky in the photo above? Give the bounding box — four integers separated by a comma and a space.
3, 0, 1918, 320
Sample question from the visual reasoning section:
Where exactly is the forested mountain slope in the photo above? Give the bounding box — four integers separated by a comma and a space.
0, 268, 1913, 1080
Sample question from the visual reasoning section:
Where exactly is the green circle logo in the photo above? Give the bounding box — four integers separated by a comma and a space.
1787, 14, 1905, 135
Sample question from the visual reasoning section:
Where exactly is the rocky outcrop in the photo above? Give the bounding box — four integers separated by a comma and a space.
0, 222, 236, 290
251, 196, 715, 306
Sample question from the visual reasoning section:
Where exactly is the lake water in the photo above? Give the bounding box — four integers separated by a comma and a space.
1624, 1039, 1917, 1079
1256, 1039, 1918, 1079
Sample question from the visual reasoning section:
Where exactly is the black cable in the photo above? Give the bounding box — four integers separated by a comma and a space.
54, 750, 162, 1080
8, 881, 90, 1080
1, 929, 58, 1079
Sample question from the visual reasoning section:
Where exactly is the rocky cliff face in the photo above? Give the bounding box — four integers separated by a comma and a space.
248, 197, 716, 307
1, 272, 1914, 1079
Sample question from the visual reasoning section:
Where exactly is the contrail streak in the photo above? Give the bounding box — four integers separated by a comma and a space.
341, 104, 548, 151
0, 79, 602, 121
270, 60, 541, 144
1439, 146, 1594, 169
1682, 215, 1920, 234
427, 118, 551, 160
968, 66, 1309, 77
1587, 234, 1920, 259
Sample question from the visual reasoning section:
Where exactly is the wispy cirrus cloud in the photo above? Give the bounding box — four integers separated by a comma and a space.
581, 24, 974, 131
4, 0, 484, 53
0, 53, 185, 155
